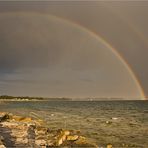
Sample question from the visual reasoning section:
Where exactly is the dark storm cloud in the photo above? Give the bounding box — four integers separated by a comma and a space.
0, 14, 61, 71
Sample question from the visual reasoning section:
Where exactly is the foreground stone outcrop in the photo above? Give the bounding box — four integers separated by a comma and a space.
0, 112, 98, 147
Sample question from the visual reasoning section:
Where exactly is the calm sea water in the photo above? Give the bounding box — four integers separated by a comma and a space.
0, 100, 148, 147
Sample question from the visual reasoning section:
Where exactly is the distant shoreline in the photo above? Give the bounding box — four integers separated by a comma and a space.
0, 99, 147, 102
0, 95, 147, 101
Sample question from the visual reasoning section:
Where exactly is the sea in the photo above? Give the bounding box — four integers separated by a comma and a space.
0, 100, 148, 147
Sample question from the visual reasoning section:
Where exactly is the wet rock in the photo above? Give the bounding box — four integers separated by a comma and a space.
56, 138, 63, 146
73, 136, 98, 147
21, 117, 33, 123
0, 112, 11, 122
34, 119, 44, 126
56, 134, 66, 146
63, 130, 70, 136
0, 112, 98, 147
55, 129, 71, 146
106, 121, 112, 124
75, 130, 81, 134
69, 130, 81, 135
67, 135, 79, 141
12, 115, 23, 121
107, 144, 113, 148
12, 116, 33, 123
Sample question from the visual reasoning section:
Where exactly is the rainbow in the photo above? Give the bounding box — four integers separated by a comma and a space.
0, 12, 145, 99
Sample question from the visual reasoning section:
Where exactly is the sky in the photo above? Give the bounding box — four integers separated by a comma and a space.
0, 1, 147, 99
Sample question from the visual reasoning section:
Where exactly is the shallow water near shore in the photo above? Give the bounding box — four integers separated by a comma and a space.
0, 100, 148, 147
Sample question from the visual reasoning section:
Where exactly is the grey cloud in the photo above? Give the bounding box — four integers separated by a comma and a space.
0, 1, 147, 98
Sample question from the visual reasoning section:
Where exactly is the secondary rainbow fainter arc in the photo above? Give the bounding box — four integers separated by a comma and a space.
0, 12, 146, 100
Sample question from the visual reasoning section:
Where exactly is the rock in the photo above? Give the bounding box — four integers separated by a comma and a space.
106, 121, 112, 124
63, 130, 70, 136
107, 144, 113, 148
0, 113, 11, 122
35, 126, 47, 135
51, 114, 54, 117
73, 136, 98, 147
0, 145, 6, 148
11, 130, 28, 138
0, 112, 7, 117
46, 140, 54, 146
0, 112, 98, 147
0, 135, 5, 146
34, 119, 44, 126
1, 121, 20, 128
12, 116, 33, 123
35, 139, 46, 146
12, 115, 23, 121
27, 125, 36, 147
111, 117, 118, 120
15, 137, 28, 144
69, 130, 81, 135
56, 134, 67, 146
55, 130, 70, 146
21, 117, 33, 123
56, 137, 63, 146
76, 130, 81, 134
67, 135, 79, 141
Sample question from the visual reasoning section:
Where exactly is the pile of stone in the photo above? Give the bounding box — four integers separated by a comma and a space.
0, 112, 98, 147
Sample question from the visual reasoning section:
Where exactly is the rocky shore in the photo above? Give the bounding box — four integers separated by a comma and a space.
0, 112, 100, 148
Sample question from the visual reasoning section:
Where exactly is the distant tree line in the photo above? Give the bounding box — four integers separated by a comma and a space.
0, 95, 71, 101
0, 95, 44, 100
